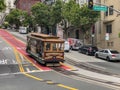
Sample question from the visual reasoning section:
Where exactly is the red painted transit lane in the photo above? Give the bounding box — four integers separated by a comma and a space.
0, 29, 74, 71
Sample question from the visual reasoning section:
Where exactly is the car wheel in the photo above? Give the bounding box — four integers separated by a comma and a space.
106, 57, 110, 61
79, 49, 81, 53
67, 50, 69, 52
95, 54, 98, 58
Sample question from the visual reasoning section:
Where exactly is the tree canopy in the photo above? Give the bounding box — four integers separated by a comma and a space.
31, 2, 50, 27
62, 0, 100, 32
5, 9, 28, 29
0, 0, 6, 12
4, 0, 100, 36
31, 0, 63, 35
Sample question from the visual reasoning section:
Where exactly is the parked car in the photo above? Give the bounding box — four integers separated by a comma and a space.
95, 49, 120, 61
64, 41, 70, 52
19, 26, 28, 34
78, 45, 98, 55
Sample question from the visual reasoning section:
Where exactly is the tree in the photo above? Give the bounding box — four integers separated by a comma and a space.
31, 1, 63, 35
20, 12, 33, 27
0, 0, 6, 12
62, 0, 80, 36
31, 2, 50, 30
62, 0, 100, 44
79, 4, 99, 44
47, 0, 63, 35
62, 0, 76, 24
5, 9, 28, 29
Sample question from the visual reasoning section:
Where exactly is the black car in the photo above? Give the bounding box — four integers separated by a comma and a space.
78, 45, 98, 55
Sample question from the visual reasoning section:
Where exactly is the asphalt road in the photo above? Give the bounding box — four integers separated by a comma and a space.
10, 30, 120, 75
0, 29, 116, 90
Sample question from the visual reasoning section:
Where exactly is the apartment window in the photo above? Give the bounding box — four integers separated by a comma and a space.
107, 42, 114, 47
107, 42, 110, 46
111, 42, 113, 46
106, 24, 112, 33
109, 5, 113, 15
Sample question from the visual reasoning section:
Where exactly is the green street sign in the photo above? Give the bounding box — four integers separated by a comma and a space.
93, 5, 107, 12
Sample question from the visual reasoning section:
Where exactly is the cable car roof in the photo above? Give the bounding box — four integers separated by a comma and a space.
27, 33, 64, 42
30, 33, 60, 39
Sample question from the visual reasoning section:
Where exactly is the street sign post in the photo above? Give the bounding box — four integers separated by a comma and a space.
93, 5, 107, 12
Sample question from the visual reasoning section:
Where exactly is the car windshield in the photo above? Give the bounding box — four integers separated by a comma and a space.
110, 50, 119, 54
20, 27, 26, 30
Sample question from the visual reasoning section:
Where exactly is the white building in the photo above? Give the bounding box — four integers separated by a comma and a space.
5, 0, 15, 14
0, 0, 15, 26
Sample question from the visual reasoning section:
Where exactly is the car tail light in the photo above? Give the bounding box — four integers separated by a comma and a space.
112, 54, 116, 57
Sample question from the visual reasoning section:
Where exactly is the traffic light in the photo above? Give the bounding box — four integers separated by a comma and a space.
88, 0, 93, 9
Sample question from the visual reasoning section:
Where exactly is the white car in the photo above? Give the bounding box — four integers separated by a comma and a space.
95, 49, 120, 61
19, 26, 28, 34
64, 41, 70, 52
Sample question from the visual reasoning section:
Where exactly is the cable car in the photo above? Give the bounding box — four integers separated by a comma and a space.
26, 33, 65, 66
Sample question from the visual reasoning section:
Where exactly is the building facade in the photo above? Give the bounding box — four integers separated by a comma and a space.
0, 0, 15, 26
96, 0, 120, 51
5, 0, 15, 14
14, 0, 41, 14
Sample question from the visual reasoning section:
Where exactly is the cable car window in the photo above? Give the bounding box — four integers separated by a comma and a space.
31, 39, 37, 46
46, 42, 51, 51
58, 43, 64, 51
52, 43, 57, 51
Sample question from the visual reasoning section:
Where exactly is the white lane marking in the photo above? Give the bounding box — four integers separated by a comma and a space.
12, 59, 18, 64
0, 41, 2, 43
16, 47, 26, 50
26, 68, 46, 73
20, 54, 25, 62
2, 47, 12, 50
32, 70, 42, 72
26, 68, 30, 72
0, 70, 48, 77
0, 59, 7, 64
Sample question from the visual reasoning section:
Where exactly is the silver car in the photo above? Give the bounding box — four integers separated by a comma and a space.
95, 49, 120, 61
